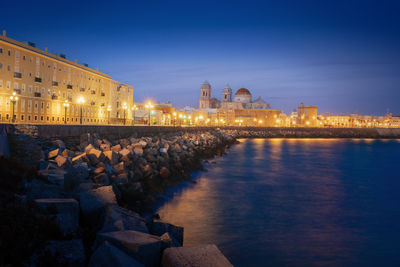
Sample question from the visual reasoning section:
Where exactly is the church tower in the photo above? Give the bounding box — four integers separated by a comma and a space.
222, 84, 232, 102
199, 81, 211, 109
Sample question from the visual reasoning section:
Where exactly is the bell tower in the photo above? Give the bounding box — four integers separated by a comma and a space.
222, 84, 232, 102
199, 81, 211, 109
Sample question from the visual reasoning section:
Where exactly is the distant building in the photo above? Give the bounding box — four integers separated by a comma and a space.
298, 103, 318, 126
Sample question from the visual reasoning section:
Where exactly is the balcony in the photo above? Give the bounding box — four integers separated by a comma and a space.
67, 84, 73, 89
34, 77, 42, 83
34, 92, 41, 97
13, 89, 21, 94
52, 81, 58, 86
51, 95, 58, 100
80, 88, 85, 92
14, 72, 22, 79
91, 90, 96, 95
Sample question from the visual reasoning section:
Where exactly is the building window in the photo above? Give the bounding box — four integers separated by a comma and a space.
28, 115, 31, 121
8, 50, 11, 56
40, 116, 44, 121
34, 115, 38, 121
21, 115, 24, 121
0, 63, 2, 70
0, 48, 2, 53
0, 80, 2, 88
23, 55, 26, 61
47, 116, 49, 121
7, 65, 10, 71
6, 81, 10, 89
28, 85, 32, 93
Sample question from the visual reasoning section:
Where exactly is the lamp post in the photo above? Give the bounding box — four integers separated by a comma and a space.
145, 101, 154, 126
107, 105, 112, 125
132, 104, 138, 125
10, 92, 18, 123
122, 102, 127, 125
173, 112, 177, 126
78, 97, 85, 125
63, 100, 69, 124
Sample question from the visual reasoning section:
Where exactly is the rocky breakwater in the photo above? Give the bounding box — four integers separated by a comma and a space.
25, 129, 235, 266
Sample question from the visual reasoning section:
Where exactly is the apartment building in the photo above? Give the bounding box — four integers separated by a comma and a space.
0, 31, 133, 124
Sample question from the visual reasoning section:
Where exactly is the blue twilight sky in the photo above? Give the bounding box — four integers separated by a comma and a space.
1, 0, 400, 114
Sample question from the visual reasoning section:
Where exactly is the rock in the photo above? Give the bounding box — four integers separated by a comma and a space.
120, 139, 130, 148
111, 144, 122, 153
133, 147, 143, 156
62, 149, 69, 157
88, 148, 105, 162
72, 153, 88, 165
35, 198, 79, 235
100, 204, 148, 234
117, 173, 129, 184
100, 143, 111, 151
94, 166, 105, 175
48, 148, 60, 159
52, 139, 65, 149
104, 151, 119, 165
139, 141, 147, 148
55, 155, 70, 168
159, 167, 171, 179
74, 163, 89, 178
85, 143, 95, 153
80, 133, 94, 148
160, 232, 181, 248
93, 173, 109, 186
64, 166, 88, 191
148, 221, 184, 246
119, 148, 131, 157
160, 148, 168, 153
113, 162, 125, 174
39, 167, 67, 186
94, 230, 163, 267
77, 185, 118, 228
103, 139, 112, 146
162, 245, 233, 267
27, 179, 65, 200
39, 239, 85, 267
89, 241, 144, 267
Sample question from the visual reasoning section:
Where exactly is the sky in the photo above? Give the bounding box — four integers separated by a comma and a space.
2, 0, 400, 114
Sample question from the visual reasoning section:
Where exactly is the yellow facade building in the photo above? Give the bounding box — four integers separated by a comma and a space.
0, 31, 133, 125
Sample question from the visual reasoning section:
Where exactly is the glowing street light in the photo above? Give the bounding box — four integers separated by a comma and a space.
145, 101, 154, 126
78, 96, 85, 124
122, 102, 127, 125
107, 105, 112, 124
132, 104, 138, 125
10, 92, 18, 123
63, 100, 69, 124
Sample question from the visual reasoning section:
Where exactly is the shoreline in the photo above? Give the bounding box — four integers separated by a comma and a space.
1, 126, 400, 266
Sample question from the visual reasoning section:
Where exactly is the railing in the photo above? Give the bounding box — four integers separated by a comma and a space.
34, 92, 41, 97
67, 84, 73, 89
14, 72, 22, 78
34, 77, 42, 83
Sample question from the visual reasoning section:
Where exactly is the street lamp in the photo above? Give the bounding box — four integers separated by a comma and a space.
107, 105, 112, 125
173, 112, 177, 126
63, 100, 69, 124
78, 97, 85, 125
10, 92, 18, 123
145, 101, 154, 126
122, 102, 127, 125
131, 104, 138, 125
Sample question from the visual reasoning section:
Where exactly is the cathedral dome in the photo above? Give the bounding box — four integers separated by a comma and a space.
201, 81, 211, 90
235, 88, 251, 96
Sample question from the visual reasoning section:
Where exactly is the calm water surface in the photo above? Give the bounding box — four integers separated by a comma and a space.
156, 139, 400, 266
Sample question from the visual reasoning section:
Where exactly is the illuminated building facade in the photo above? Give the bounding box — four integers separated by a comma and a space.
0, 31, 133, 124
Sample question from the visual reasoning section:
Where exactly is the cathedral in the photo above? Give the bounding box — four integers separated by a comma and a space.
199, 81, 270, 110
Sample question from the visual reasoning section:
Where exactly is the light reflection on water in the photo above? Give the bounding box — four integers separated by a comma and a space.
156, 139, 400, 266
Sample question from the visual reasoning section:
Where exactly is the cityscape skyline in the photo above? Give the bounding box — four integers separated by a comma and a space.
2, 0, 400, 115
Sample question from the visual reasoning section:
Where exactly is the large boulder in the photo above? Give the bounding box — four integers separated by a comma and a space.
100, 143, 111, 152
87, 148, 105, 165
48, 148, 60, 159
133, 147, 143, 156
72, 153, 88, 165
104, 151, 119, 165
94, 230, 163, 267
55, 155, 70, 168
89, 241, 144, 267
119, 139, 130, 148
77, 185, 118, 228
100, 204, 149, 234
35, 198, 79, 235
80, 133, 94, 148
38, 166, 67, 186
64, 166, 88, 191
27, 179, 65, 200
148, 221, 184, 246
162, 245, 233, 267
111, 144, 122, 153
93, 173, 109, 186
38, 239, 85, 267
119, 148, 131, 158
